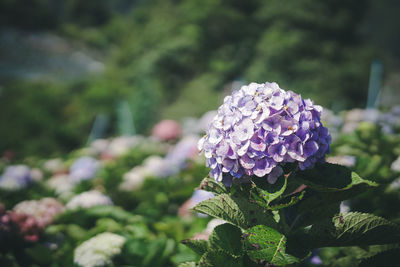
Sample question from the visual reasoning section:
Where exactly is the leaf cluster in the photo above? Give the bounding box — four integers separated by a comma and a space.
181, 163, 400, 266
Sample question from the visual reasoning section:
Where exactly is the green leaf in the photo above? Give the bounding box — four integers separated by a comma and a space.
291, 165, 378, 227
178, 262, 197, 267
329, 255, 360, 267
269, 191, 305, 211
306, 212, 400, 248
243, 225, 301, 265
360, 244, 400, 259
294, 163, 377, 192
193, 193, 277, 230
55, 205, 142, 227
199, 249, 243, 267
143, 238, 175, 267
242, 254, 263, 267
296, 202, 340, 228
209, 223, 243, 256
65, 224, 88, 241
181, 239, 209, 256
198, 177, 229, 195
249, 175, 287, 208
24, 244, 53, 264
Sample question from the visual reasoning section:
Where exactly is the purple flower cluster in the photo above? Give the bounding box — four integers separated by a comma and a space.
69, 157, 100, 184
0, 165, 32, 190
198, 82, 331, 184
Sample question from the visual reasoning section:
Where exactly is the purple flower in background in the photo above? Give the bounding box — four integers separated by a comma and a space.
0, 165, 32, 190
178, 189, 215, 218
165, 135, 199, 167
69, 157, 100, 183
198, 82, 331, 184
310, 255, 323, 265
309, 249, 323, 265
191, 189, 215, 205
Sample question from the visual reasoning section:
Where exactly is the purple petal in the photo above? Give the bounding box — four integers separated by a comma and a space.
237, 140, 250, 156
253, 158, 274, 177
304, 140, 319, 157
239, 154, 256, 169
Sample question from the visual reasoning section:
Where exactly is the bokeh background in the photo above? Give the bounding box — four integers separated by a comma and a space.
1, 0, 399, 159
1, 1, 400, 266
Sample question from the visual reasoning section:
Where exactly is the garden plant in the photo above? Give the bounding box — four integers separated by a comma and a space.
180, 82, 400, 266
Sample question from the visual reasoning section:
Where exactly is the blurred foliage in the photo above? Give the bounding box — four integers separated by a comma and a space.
331, 122, 400, 220
0, 0, 391, 157
0, 142, 209, 266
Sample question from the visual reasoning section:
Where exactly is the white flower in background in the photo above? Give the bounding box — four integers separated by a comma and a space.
391, 156, 400, 172
143, 155, 175, 177
321, 108, 343, 141
108, 136, 142, 157
204, 218, 226, 235
388, 177, 400, 191
30, 168, 43, 182
165, 135, 200, 166
342, 109, 380, 133
321, 109, 343, 129
13, 198, 64, 227
182, 117, 198, 136
120, 135, 203, 192
191, 218, 226, 240
182, 111, 218, 136
43, 158, 66, 173
66, 190, 113, 210
340, 200, 351, 213
69, 157, 100, 184
144, 136, 199, 177
327, 155, 356, 167
199, 111, 218, 133
119, 155, 175, 191
363, 109, 380, 123
74, 232, 126, 267
90, 139, 110, 155
0, 165, 32, 190
119, 166, 150, 191
47, 174, 75, 198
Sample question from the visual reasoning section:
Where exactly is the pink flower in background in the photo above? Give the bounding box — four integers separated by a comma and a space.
0, 198, 64, 243
7, 212, 41, 242
13, 198, 65, 228
152, 120, 182, 141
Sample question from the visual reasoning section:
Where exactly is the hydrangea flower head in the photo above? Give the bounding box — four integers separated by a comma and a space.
0, 165, 32, 190
198, 82, 331, 184
152, 119, 182, 141
74, 232, 126, 267
13, 198, 64, 227
69, 157, 100, 183
66, 190, 113, 210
